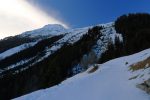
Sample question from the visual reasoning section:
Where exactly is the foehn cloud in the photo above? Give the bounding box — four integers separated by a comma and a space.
0, 0, 68, 39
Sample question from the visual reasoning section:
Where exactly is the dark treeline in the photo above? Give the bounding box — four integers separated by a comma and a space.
0, 35, 63, 69
0, 36, 35, 53
0, 26, 102, 100
115, 13, 150, 55
99, 13, 150, 63
99, 37, 123, 63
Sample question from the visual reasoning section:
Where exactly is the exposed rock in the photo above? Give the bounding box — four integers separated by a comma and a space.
145, 79, 150, 87
88, 65, 99, 73
137, 79, 150, 94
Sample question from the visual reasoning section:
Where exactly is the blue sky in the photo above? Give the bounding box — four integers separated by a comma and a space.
29, 0, 150, 28
0, 0, 150, 39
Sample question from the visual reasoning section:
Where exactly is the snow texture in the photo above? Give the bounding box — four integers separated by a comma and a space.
14, 49, 150, 100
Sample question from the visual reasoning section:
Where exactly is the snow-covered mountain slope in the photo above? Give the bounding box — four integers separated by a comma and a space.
14, 49, 150, 100
22, 24, 67, 38
0, 26, 89, 74
0, 22, 119, 75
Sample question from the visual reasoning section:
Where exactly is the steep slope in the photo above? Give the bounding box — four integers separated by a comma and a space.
0, 24, 66, 54
0, 23, 117, 74
14, 49, 150, 100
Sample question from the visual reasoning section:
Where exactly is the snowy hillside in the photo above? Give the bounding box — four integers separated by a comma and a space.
14, 49, 150, 100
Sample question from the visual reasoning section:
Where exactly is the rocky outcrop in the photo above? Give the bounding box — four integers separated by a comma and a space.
137, 79, 150, 94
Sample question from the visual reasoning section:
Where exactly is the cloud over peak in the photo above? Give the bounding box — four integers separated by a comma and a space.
0, 0, 68, 39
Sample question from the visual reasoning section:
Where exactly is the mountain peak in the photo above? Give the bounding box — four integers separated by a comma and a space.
43, 24, 66, 30
22, 24, 67, 37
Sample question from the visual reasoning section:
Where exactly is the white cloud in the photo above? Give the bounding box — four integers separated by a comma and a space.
0, 0, 68, 39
